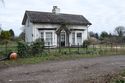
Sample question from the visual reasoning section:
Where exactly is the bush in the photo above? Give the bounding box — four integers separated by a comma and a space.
30, 39, 44, 56
83, 40, 90, 48
17, 42, 29, 57
115, 80, 125, 83
17, 39, 44, 57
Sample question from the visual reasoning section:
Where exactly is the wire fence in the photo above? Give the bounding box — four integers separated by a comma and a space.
1, 42, 125, 58
35, 42, 125, 57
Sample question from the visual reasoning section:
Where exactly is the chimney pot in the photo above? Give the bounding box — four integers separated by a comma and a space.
52, 6, 60, 14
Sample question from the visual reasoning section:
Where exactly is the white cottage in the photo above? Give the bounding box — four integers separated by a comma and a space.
22, 6, 91, 47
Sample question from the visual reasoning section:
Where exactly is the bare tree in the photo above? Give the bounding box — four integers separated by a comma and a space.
115, 26, 125, 37
0, 0, 5, 7
0, 0, 4, 3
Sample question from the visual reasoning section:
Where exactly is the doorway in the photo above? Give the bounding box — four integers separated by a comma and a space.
60, 32, 65, 46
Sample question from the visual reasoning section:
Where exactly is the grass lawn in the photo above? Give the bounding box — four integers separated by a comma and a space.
0, 52, 101, 68
0, 41, 18, 57
1, 42, 125, 68
0, 51, 124, 69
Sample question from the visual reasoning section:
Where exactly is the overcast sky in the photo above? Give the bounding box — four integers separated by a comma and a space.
0, 0, 125, 36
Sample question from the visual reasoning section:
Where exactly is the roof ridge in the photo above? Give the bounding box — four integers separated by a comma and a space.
25, 10, 84, 16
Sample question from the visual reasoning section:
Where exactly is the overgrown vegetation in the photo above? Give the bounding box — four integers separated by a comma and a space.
1, 26, 125, 67
17, 39, 44, 58
110, 70, 125, 83
83, 40, 90, 48
30, 39, 44, 56
17, 42, 29, 57
0, 52, 99, 68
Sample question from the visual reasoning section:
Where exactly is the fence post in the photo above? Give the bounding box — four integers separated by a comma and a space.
106, 43, 107, 53
59, 44, 61, 53
5, 41, 8, 55
99, 44, 101, 54
92, 44, 94, 55
48, 42, 50, 53
68, 43, 71, 53
85, 44, 87, 54
92, 44, 94, 50
116, 44, 117, 55
111, 43, 112, 52
78, 43, 79, 54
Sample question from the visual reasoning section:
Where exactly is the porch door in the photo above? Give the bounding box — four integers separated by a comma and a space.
77, 33, 82, 45
60, 32, 65, 46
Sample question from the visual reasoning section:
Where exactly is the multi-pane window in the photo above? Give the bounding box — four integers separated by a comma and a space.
60, 32, 65, 46
41, 32, 44, 38
72, 32, 75, 45
41, 32, 44, 41
45, 32, 53, 46
77, 33, 82, 38
61, 32, 65, 42
77, 33, 82, 45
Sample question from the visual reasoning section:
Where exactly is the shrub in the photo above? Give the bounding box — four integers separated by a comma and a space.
115, 80, 125, 83
30, 39, 44, 56
17, 39, 44, 57
83, 40, 90, 48
17, 42, 29, 57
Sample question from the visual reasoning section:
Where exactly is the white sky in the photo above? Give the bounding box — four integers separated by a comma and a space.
0, 0, 125, 36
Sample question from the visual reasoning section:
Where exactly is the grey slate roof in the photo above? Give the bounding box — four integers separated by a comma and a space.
22, 11, 92, 25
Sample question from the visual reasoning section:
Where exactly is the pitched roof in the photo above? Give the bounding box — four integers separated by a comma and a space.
22, 10, 92, 25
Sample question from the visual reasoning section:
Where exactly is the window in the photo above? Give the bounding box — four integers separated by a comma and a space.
72, 32, 75, 45
41, 32, 44, 41
45, 32, 53, 46
77, 33, 82, 37
61, 32, 65, 42
77, 33, 82, 45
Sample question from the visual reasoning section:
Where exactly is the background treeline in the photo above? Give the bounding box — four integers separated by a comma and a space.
0, 28, 25, 44
0, 25, 125, 44
88, 26, 125, 44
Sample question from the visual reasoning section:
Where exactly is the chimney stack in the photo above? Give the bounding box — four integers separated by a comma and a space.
52, 6, 60, 14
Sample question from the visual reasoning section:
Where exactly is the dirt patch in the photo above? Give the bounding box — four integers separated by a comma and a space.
1, 55, 125, 83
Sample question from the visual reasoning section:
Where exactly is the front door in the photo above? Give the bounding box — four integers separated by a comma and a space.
60, 32, 65, 46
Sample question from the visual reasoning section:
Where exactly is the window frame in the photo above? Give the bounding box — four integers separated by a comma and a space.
45, 32, 53, 46
72, 32, 75, 45
77, 32, 82, 45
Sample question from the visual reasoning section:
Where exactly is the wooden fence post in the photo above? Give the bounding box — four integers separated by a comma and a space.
100, 44, 101, 54
48, 42, 50, 53
78, 43, 79, 54
58, 44, 61, 53
93, 44, 94, 54
116, 44, 117, 55
85, 45, 87, 54
68, 43, 71, 53
5, 41, 8, 55
111, 43, 113, 52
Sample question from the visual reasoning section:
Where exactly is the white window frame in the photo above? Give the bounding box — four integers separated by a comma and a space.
45, 32, 53, 46
77, 32, 82, 45
72, 32, 75, 45
41, 32, 44, 41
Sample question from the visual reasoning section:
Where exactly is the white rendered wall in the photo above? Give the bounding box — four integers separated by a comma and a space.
24, 19, 33, 43
68, 25, 88, 46
33, 24, 60, 47
25, 23, 88, 47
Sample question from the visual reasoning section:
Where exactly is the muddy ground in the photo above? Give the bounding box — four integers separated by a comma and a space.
1, 55, 125, 83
